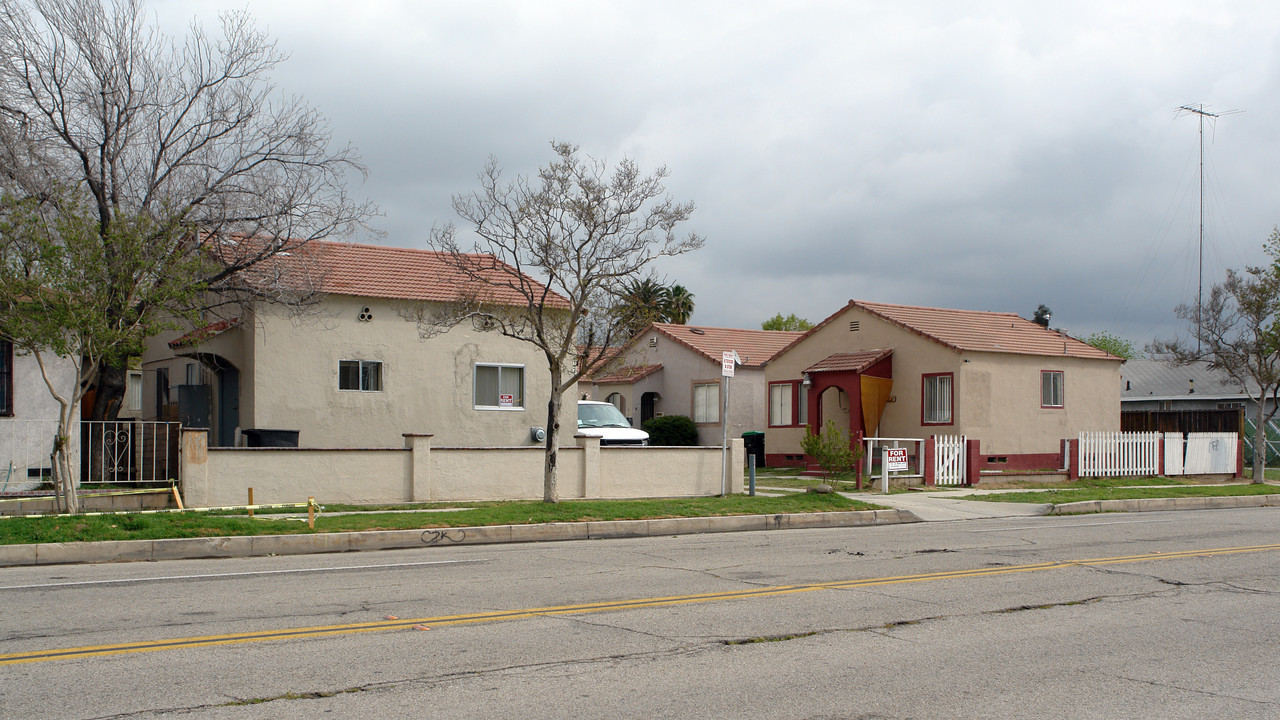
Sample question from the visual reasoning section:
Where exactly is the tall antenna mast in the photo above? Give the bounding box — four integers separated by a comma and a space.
1178, 104, 1220, 353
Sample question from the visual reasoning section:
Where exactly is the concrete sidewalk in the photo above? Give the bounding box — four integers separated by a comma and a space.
847, 491, 1051, 521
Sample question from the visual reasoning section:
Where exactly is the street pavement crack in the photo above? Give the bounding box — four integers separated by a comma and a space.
1117, 675, 1279, 707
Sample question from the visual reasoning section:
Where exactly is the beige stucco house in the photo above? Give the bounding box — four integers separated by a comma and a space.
764, 300, 1122, 467
139, 240, 576, 449
583, 323, 804, 445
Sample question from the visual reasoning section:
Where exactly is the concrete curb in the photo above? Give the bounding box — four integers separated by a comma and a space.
0, 508, 921, 567
1049, 494, 1280, 515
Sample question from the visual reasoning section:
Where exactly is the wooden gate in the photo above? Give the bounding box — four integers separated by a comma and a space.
933, 434, 967, 486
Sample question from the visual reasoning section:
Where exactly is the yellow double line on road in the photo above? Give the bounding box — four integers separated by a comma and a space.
4, 543, 1276, 666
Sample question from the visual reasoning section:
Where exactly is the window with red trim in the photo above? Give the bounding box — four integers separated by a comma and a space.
922, 373, 952, 425
1041, 370, 1064, 408
769, 382, 793, 427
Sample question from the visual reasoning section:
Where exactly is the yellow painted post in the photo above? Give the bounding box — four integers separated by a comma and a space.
248, 487, 254, 517
307, 497, 315, 529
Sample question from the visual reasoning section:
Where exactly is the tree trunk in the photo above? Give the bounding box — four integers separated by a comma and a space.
543, 366, 563, 503
90, 360, 127, 421
1252, 399, 1267, 483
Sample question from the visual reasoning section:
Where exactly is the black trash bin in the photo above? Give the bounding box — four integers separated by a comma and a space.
242, 428, 300, 447
742, 431, 765, 468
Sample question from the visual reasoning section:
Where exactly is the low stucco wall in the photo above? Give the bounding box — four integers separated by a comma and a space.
180, 430, 744, 506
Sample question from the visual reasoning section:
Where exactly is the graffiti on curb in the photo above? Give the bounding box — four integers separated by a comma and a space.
421, 529, 467, 546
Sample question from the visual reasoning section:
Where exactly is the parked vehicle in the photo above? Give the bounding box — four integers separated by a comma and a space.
577, 401, 649, 446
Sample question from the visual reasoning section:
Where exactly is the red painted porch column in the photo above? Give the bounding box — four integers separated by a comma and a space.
966, 438, 981, 486
924, 436, 935, 486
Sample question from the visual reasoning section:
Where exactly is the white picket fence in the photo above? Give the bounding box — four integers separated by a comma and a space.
933, 434, 967, 486
1077, 431, 1160, 478
1165, 432, 1237, 475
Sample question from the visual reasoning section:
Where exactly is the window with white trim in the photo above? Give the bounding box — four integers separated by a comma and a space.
339, 360, 383, 392
922, 373, 952, 425
474, 363, 524, 409
1041, 370, 1064, 408
769, 382, 793, 427
693, 382, 719, 423
126, 371, 144, 412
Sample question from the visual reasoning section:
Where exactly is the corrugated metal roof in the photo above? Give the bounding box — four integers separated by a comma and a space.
1121, 358, 1252, 400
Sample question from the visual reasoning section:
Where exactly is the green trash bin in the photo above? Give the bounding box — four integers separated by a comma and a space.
741, 431, 765, 468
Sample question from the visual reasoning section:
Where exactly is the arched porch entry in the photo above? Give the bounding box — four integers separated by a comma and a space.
803, 348, 894, 449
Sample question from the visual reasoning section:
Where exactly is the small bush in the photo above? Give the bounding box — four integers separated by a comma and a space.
643, 415, 700, 445
800, 421, 864, 482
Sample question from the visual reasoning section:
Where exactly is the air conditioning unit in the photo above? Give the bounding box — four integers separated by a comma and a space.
530, 427, 547, 443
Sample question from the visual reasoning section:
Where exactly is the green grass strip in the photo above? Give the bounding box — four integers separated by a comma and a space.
0, 493, 879, 546
970, 483, 1278, 504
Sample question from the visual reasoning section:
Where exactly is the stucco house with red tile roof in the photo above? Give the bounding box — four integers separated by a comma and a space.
764, 300, 1122, 467
583, 323, 805, 445
140, 240, 576, 448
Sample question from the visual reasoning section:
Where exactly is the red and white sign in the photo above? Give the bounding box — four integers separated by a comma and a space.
721, 351, 736, 377
884, 447, 909, 472
499, 394, 515, 408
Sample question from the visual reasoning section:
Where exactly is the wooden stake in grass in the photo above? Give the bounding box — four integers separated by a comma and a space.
308, 497, 315, 530
248, 488, 254, 517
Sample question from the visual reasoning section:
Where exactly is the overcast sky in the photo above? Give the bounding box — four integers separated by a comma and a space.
157, 1, 1280, 348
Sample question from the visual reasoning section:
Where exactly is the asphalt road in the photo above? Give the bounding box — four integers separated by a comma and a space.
2, 508, 1278, 719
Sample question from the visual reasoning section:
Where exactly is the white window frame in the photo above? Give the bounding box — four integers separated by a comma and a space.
693, 382, 720, 424
339, 359, 383, 392
769, 382, 793, 427
922, 373, 953, 425
474, 363, 525, 410
1041, 370, 1064, 408
126, 371, 144, 412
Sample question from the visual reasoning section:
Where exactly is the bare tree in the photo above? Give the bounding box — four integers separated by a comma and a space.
1150, 228, 1280, 482
0, 0, 372, 423
405, 142, 703, 502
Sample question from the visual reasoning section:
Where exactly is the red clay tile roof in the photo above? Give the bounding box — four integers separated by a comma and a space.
805, 349, 893, 374
219, 237, 568, 308
309, 240, 569, 308
169, 317, 241, 350
651, 323, 806, 368
589, 363, 664, 385
782, 300, 1119, 361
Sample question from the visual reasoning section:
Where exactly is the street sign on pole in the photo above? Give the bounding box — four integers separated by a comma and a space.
721, 350, 736, 377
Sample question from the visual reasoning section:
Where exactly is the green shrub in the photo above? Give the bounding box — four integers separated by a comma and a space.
643, 415, 700, 446
800, 421, 864, 482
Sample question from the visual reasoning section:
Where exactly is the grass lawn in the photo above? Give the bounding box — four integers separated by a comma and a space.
0, 492, 883, 546
970, 483, 1278, 504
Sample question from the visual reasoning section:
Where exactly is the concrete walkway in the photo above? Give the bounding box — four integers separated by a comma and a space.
847, 491, 1051, 521
755, 485, 1051, 521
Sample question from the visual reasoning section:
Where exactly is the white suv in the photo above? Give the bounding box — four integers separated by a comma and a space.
577, 401, 649, 446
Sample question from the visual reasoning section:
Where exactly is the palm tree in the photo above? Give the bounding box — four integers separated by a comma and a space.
618, 277, 669, 337
664, 284, 695, 324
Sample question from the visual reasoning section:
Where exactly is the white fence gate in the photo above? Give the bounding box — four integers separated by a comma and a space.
933, 434, 967, 486
1179, 432, 1237, 475
1078, 431, 1160, 477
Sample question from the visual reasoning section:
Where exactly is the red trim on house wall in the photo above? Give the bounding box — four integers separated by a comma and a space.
1040, 369, 1064, 409
966, 438, 981, 486
768, 380, 805, 428
977, 452, 1063, 473
920, 372, 954, 426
